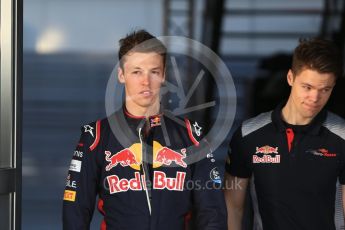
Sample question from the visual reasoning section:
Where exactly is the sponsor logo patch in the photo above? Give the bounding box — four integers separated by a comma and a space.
66, 174, 77, 189
64, 190, 76, 202
150, 116, 161, 127
193, 122, 202, 136
69, 159, 82, 172
255, 145, 278, 154
73, 150, 83, 158
306, 148, 337, 158
210, 167, 221, 184
83, 125, 94, 137
155, 147, 187, 168
106, 171, 186, 194
153, 171, 186, 191
105, 149, 139, 171
253, 155, 280, 163
253, 145, 280, 163
104, 142, 188, 171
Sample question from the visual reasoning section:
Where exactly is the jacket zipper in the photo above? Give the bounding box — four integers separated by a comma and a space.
139, 127, 152, 215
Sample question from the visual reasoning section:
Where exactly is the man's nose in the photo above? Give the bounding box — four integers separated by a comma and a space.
141, 72, 150, 85
309, 90, 320, 102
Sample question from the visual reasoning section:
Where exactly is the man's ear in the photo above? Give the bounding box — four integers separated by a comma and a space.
118, 67, 125, 83
162, 67, 166, 83
287, 69, 294, 86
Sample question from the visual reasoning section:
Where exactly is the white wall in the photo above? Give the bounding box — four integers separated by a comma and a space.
220, 0, 326, 55
24, 0, 164, 53
24, 0, 328, 55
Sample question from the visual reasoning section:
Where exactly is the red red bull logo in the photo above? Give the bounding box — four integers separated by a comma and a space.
107, 172, 144, 194
106, 171, 186, 193
253, 145, 280, 163
153, 171, 186, 191
150, 116, 161, 127
253, 155, 280, 163
105, 149, 139, 171
155, 147, 187, 168
256, 145, 279, 154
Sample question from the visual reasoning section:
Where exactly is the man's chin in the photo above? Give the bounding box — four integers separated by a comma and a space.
302, 110, 319, 120
136, 101, 159, 109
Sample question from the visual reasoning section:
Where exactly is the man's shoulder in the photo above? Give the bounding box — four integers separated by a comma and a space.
79, 117, 109, 151
80, 117, 109, 134
323, 111, 345, 141
163, 112, 204, 133
163, 112, 204, 146
241, 111, 273, 138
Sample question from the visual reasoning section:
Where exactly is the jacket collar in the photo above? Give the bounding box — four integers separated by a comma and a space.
123, 106, 163, 128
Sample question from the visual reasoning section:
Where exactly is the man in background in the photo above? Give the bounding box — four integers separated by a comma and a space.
225, 38, 345, 230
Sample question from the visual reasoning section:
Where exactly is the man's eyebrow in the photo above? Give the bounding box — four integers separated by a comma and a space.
301, 83, 312, 86
129, 66, 161, 70
301, 82, 333, 89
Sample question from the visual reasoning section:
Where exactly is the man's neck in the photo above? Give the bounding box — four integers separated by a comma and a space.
125, 101, 160, 118
281, 100, 313, 125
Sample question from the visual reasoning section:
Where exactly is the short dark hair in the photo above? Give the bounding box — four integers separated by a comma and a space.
118, 29, 167, 69
291, 38, 343, 79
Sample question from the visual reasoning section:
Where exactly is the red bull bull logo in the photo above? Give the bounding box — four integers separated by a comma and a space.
155, 147, 187, 168
104, 143, 188, 171
105, 149, 139, 171
255, 145, 279, 154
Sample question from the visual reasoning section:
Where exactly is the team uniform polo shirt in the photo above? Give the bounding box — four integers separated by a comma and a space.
226, 103, 345, 230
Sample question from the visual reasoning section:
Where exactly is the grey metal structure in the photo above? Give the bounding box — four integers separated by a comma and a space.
0, 0, 22, 229
163, 0, 195, 38
201, 0, 225, 54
